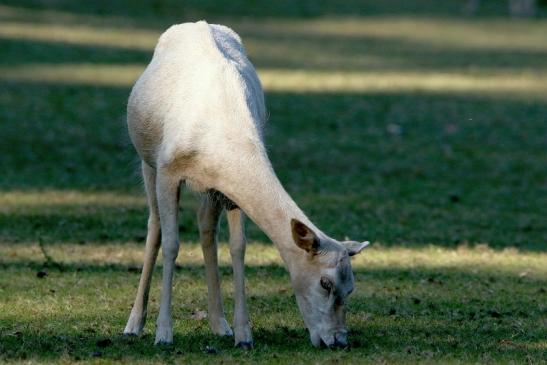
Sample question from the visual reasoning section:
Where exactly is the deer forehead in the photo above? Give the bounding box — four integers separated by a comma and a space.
315, 251, 352, 280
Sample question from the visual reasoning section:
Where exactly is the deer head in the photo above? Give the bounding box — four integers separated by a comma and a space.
290, 219, 369, 348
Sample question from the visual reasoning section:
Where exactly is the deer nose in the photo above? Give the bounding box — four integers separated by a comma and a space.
331, 331, 348, 349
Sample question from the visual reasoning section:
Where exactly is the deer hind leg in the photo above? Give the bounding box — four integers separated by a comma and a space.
154, 169, 181, 345
198, 193, 233, 336
124, 161, 161, 336
227, 207, 253, 349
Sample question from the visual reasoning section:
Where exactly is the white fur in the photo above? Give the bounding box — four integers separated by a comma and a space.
124, 21, 367, 348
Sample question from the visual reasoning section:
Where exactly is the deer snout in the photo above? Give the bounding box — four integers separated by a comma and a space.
328, 330, 348, 349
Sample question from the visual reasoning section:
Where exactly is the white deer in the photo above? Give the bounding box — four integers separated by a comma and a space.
123, 21, 369, 349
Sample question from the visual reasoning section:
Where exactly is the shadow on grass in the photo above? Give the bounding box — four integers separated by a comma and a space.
0, 38, 151, 66
1, 80, 546, 250
1, 0, 546, 20
0, 6, 546, 251
0, 261, 544, 362
0, 259, 544, 285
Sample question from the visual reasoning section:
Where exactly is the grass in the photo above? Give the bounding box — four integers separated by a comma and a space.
0, 0, 546, 364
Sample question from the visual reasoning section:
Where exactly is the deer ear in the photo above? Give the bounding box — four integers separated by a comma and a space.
291, 219, 320, 254
342, 240, 370, 256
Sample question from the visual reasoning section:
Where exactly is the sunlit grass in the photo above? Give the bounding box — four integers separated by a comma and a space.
0, 21, 157, 50
260, 69, 547, 95
2, 63, 547, 97
0, 190, 143, 209
0, 63, 144, 86
1, 240, 545, 364
239, 17, 547, 51
1, 241, 545, 276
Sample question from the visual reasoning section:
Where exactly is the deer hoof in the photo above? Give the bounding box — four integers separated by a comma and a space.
236, 341, 253, 350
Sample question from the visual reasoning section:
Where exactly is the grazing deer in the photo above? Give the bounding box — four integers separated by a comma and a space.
123, 21, 369, 349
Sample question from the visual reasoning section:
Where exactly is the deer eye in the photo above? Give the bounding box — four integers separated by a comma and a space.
320, 276, 333, 293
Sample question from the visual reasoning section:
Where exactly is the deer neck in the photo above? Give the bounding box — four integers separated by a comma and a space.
214, 152, 320, 268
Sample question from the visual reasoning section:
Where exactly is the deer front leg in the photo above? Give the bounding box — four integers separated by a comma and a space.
154, 172, 181, 345
124, 161, 161, 336
198, 195, 233, 336
227, 208, 253, 349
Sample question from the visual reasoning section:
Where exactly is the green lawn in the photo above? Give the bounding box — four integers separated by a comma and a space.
0, 1, 546, 364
